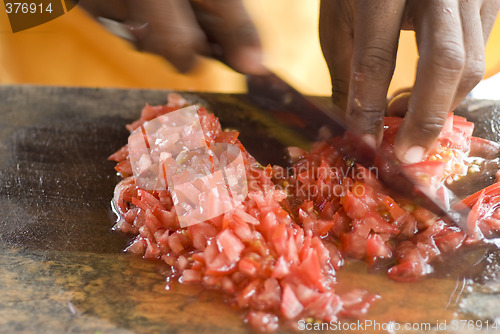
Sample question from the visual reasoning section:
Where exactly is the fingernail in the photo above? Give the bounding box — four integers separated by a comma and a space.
361, 134, 377, 149
402, 146, 426, 164
125, 22, 149, 41
98, 17, 137, 43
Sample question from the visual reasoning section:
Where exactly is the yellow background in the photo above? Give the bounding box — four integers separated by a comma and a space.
0, 1, 499, 96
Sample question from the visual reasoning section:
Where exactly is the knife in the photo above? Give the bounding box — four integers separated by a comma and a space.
246, 71, 470, 232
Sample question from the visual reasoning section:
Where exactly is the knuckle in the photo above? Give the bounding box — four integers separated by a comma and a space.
331, 77, 349, 97
461, 57, 486, 87
330, 77, 349, 111
429, 42, 465, 75
414, 115, 446, 137
348, 108, 385, 133
356, 44, 396, 78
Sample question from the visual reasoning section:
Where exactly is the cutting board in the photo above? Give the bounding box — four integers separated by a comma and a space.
0, 85, 499, 334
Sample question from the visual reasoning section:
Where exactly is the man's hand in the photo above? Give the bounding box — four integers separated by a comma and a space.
319, 0, 500, 163
79, 0, 266, 74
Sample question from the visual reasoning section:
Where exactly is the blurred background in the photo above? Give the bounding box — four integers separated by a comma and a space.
0, 0, 499, 96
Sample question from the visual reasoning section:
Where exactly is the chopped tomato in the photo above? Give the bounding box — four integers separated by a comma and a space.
111, 95, 499, 333
281, 285, 304, 319
366, 233, 392, 259
217, 229, 245, 264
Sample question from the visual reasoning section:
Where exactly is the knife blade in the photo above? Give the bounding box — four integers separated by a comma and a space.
246, 71, 470, 232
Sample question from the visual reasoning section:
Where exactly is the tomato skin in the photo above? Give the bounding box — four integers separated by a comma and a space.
465, 188, 500, 239
462, 182, 500, 207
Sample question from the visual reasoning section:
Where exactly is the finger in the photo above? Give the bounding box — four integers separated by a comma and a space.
126, 0, 208, 72
395, 0, 465, 164
450, 0, 486, 110
319, 0, 354, 112
347, 0, 405, 146
480, 0, 500, 43
191, 0, 266, 74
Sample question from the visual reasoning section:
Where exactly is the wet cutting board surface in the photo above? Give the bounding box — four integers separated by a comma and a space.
0, 85, 499, 334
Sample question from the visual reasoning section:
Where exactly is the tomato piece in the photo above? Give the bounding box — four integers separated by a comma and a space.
182, 269, 202, 283
108, 144, 129, 162
304, 291, 343, 323
246, 312, 279, 333
206, 253, 237, 276
388, 246, 433, 282
440, 112, 455, 134
167, 233, 184, 254
272, 256, 290, 279
434, 231, 466, 253
215, 130, 239, 144
331, 210, 351, 237
271, 223, 288, 256
342, 189, 371, 220
281, 285, 304, 319
341, 230, 367, 260
440, 127, 470, 149
217, 229, 245, 264
380, 195, 407, 221
238, 256, 261, 277
237, 279, 260, 308
363, 211, 399, 234
298, 248, 324, 290
188, 222, 217, 250
366, 234, 392, 259
462, 182, 500, 207
387, 260, 425, 282
403, 161, 447, 187
470, 136, 500, 158
453, 120, 474, 137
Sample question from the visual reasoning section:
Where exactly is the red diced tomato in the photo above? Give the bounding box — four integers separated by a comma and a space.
217, 229, 245, 264
272, 256, 290, 279
281, 285, 304, 319
246, 312, 279, 333
366, 234, 392, 259
112, 97, 495, 332
238, 256, 261, 277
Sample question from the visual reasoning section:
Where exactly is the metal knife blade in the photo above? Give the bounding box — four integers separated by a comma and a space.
246, 71, 470, 232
